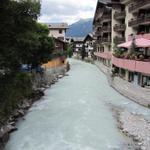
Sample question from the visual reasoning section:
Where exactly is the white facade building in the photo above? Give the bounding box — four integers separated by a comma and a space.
47, 23, 69, 41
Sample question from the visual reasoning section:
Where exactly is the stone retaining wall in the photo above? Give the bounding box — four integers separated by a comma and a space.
94, 61, 150, 108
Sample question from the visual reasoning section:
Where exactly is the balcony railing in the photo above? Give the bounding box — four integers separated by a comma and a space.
114, 37, 125, 44
113, 24, 126, 32
95, 30, 101, 36
129, 0, 150, 13
102, 38, 111, 43
128, 15, 150, 27
114, 11, 126, 20
102, 26, 111, 33
95, 22, 102, 27
94, 52, 112, 60
112, 56, 150, 74
101, 15, 111, 22
128, 33, 150, 41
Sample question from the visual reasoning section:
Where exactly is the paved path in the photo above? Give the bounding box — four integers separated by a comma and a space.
95, 61, 150, 107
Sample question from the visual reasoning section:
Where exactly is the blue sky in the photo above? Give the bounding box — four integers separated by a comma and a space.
38, 0, 97, 24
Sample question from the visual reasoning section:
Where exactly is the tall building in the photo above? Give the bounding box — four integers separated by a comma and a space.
93, 0, 150, 88
93, 0, 112, 67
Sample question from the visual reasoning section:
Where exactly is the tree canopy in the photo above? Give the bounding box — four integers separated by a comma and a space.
0, 0, 54, 73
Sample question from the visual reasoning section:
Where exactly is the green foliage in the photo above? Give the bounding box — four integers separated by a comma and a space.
0, 72, 32, 117
113, 48, 124, 58
0, 0, 54, 121
51, 51, 67, 59
67, 44, 73, 58
0, 0, 54, 72
19, 23, 54, 67
128, 38, 137, 55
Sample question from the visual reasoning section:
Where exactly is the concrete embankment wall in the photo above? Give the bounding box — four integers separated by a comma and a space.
94, 61, 150, 108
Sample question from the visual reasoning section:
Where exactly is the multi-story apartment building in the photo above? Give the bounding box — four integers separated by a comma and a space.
93, 0, 150, 88
93, 0, 113, 67
47, 23, 68, 41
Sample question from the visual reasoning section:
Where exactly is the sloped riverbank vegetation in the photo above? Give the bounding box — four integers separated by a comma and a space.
0, 0, 56, 140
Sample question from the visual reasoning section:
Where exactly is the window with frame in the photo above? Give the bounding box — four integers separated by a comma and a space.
59, 30, 62, 34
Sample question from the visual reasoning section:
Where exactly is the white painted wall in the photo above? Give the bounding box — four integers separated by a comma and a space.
49, 29, 66, 39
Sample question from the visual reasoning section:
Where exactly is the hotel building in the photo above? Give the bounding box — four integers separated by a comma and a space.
93, 0, 150, 88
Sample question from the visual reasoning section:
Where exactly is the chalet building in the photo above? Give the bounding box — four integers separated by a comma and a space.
54, 38, 67, 53
84, 33, 95, 57
72, 37, 85, 53
47, 23, 68, 41
93, 0, 150, 88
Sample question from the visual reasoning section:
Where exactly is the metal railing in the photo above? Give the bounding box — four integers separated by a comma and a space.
114, 11, 126, 19
129, 16, 150, 27
129, 0, 150, 13
113, 24, 126, 31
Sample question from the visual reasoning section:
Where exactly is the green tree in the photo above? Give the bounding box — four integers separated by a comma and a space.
0, 0, 54, 119
67, 44, 73, 58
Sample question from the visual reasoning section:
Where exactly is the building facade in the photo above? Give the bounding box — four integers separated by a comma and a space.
72, 38, 85, 53
84, 34, 95, 57
47, 23, 68, 41
93, 0, 150, 88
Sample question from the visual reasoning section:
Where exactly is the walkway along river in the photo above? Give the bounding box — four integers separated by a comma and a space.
5, 59, 150, 150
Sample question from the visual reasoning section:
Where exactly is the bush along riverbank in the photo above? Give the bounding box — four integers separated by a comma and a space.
0, 63, 70, 150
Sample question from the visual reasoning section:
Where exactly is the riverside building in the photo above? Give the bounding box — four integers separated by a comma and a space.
93, 0, 150, 88
47, 23, 68, 41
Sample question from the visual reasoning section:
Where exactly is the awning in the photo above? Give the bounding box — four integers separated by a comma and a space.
118, 38, 150, 48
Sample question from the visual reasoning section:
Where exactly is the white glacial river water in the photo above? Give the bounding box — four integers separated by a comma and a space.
5, 59, 150, 150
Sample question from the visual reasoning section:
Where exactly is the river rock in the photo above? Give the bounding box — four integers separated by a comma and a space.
17, 110, 25, 117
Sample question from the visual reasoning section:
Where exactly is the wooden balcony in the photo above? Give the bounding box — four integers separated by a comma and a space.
101, 15, 111, 22
114, 24, 126, 32
114, 37, 125, 44
102, 26, 111, 33
95, 30, 101, 36
128, 16, 150, 27
114, 11, 126, 20
129, 0, 150, 13
102, 38, 111, 43
95, 22, 102, 27
112, 56, 150, 74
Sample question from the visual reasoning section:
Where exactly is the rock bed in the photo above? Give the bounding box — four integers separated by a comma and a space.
118, 111, 150, 150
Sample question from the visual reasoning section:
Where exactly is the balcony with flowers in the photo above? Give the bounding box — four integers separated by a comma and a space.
112, 38, 150, 74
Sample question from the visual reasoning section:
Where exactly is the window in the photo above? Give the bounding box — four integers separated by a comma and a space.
59, 30, 62, 34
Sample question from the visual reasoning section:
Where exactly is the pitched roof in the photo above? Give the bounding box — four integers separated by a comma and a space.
46, 23, 69, 29
72, 37, 85, 42
98, 0, 111, 4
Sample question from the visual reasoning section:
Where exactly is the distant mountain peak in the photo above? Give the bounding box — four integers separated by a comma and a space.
66, 18, 93, 38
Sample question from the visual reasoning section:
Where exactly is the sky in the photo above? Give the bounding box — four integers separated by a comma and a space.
38, 0, 97, 25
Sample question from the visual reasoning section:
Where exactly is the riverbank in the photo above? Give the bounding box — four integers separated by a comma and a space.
0, 63, 70, 150
94, 61, 150, 108
111, 105, 150, 150
95, 61, 150, 150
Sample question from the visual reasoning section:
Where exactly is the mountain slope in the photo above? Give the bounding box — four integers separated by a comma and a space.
66, 18, 93, 38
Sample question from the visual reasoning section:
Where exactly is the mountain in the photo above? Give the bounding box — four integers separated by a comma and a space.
66, 18, 93, 38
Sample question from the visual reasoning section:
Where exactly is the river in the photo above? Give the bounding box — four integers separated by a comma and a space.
5, 59, 150, 150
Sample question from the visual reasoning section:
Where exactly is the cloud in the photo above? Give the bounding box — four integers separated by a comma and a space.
38, 0, 97, 24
